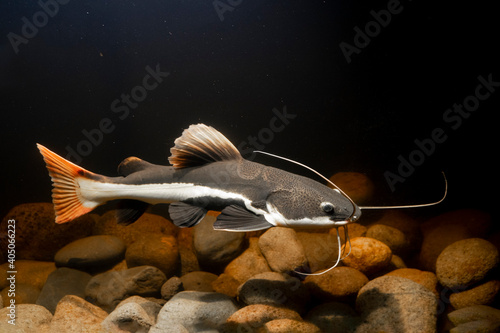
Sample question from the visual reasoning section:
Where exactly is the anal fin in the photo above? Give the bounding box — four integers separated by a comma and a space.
214, 205, 274, 232
115, 200, 150, 225
169, 202, 207, 228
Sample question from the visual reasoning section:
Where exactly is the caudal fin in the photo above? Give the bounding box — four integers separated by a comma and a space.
37, 144, 99, 223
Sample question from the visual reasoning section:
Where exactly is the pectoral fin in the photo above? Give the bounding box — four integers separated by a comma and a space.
213, 205, 274, 232
169, 202, 207, 228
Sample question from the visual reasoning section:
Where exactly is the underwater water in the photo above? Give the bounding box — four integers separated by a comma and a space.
0, 1, 499, 332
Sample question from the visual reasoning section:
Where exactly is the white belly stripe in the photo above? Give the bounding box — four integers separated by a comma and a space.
77, 178, 269, 218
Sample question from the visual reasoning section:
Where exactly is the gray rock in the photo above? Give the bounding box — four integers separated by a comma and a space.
36, 267, 92, 313
116, 295, 163, 324
150, 291, 238, 333
237, 272, 310, 314
193, 214, 246, 271
355, 276, 438, 333
0, 304, 52, 332
101, 302, 153, 333
161, 276, 184, 301
55, 235, 126, 270
85, 265, 166, 312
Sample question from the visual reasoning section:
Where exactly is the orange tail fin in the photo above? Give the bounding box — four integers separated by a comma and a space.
37, 144, 98, 223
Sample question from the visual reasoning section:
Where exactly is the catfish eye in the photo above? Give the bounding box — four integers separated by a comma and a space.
321, 202, 335, 213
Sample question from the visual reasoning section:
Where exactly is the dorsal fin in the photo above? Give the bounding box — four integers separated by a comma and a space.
168, 124, 242, 169
118, 156, 155, 176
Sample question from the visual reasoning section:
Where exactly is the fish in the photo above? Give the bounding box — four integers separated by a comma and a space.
37, 124, 362, 232
38, 123, 447, 276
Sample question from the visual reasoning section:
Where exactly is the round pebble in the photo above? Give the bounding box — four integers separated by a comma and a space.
193, 214, 245, 271
258, 228, 307, 273
85, 265, 167, 312
436, 238, 499, 289
449, 280, 500, 309
225, 237, 271, 282
257, 318, 321, 333
238, 272, 310, 314
54, 235, 126, 270
304, 266, 368, 303
356, 276, 438, 333
151, 291, 238, 333
366, 224, 409, 257
341, 237, 392, 275
125, 234, 179, 277
296, 232, 340, 273
223, 304, 302, 332
447, 304, 500, 325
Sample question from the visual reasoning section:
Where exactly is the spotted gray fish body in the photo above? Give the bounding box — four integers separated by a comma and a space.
37, 124, 361, 230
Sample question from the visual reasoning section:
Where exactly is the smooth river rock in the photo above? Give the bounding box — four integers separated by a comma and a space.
193, 214, 246, 272
36, 267, 92, 313
304, 266, 368, 304
341, 237, 392, 276
150, 291, 238, 333
125, 233, 179, 277
54, 235, 126, 270
436, 238, 499, 289
85, 265, 166, 312
259, 228, 308, 273
355, 276, 438, 333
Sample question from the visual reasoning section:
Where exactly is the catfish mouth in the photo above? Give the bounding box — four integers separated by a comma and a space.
330, 203, 362, 226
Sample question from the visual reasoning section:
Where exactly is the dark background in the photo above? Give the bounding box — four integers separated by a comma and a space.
0, 0, 497, 221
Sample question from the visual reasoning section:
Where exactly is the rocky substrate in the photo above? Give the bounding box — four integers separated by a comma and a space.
0, 173, 499, 332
